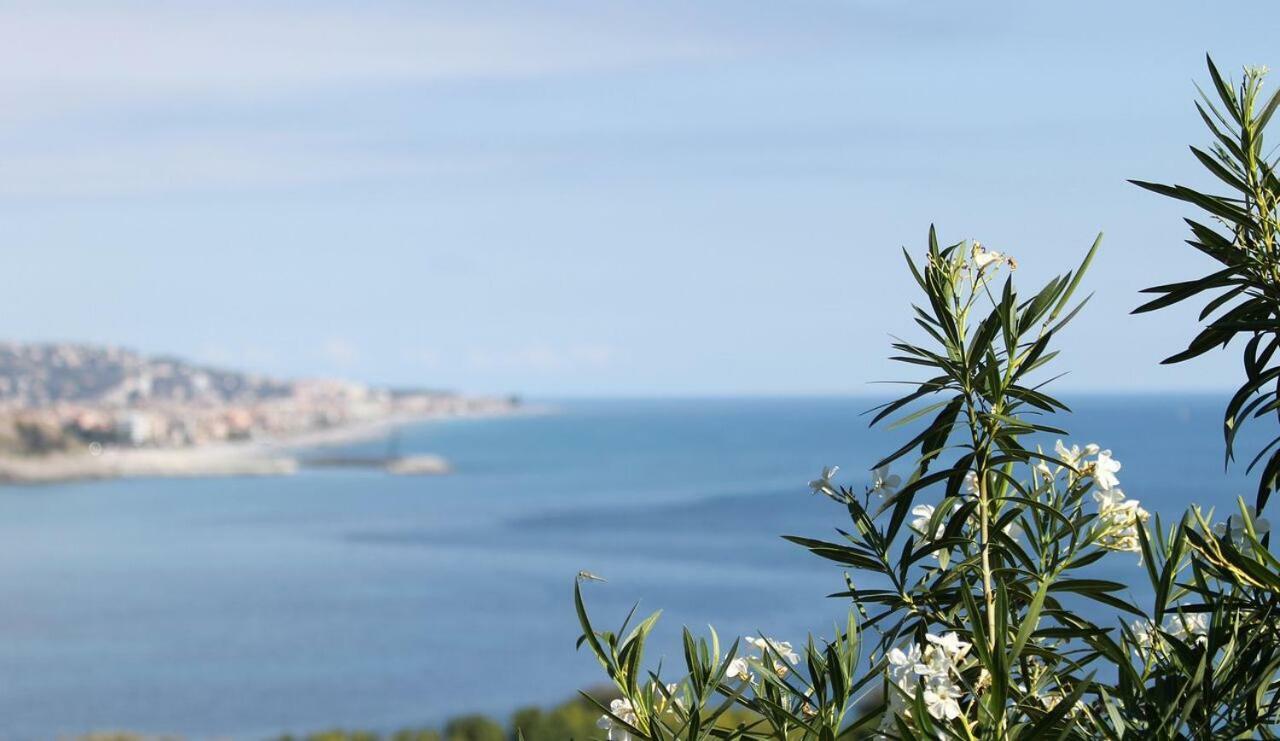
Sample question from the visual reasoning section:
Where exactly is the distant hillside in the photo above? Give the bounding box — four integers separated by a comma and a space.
0, 343, 294, 408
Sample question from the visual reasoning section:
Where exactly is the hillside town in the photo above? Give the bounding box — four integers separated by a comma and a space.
0, 343, 519, 457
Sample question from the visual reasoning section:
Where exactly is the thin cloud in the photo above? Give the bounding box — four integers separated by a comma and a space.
0, 3, 748, 111
0, 2, 763, 196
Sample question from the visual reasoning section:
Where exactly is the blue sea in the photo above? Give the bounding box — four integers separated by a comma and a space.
0, 396, 1260, 739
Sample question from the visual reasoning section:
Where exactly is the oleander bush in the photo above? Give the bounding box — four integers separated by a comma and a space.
574, 57, 1280, 740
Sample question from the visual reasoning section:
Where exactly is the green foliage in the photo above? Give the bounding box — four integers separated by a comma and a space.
576, 229, 1137, 739
818, 230, 1122, 738
391, 731, 444, 741
269, 694, 608, 741
443, 715, 504, 741
1132, 55, 1280, 512
573, 57, 1280, 741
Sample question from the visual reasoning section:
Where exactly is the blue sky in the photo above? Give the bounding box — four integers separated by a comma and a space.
0, 1, 1274, 396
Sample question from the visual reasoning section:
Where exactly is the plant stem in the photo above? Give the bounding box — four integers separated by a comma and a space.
978, 471, 997, 650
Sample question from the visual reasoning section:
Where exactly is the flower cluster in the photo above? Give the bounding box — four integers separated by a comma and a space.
1053, 440, 1097, 472
744, 635, 801, 675
724, 635, 800, 685
1049, 440, 1147, 553
883, 632, 973, 730
1087, 454, 1148, 553
596, 683, 684, 741
1165, 612, 1210, 645
1130, 611, 1210, 654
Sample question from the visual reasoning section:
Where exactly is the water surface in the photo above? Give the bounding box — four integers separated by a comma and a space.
0, 396, 1255, 739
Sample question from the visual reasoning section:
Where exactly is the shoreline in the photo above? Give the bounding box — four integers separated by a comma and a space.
0, 404, 552, 486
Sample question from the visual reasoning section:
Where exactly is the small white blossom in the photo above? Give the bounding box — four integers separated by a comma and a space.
597, 698, 637, 741
923, 676, 964, 720
887, 644, 923, 691
1165, 612, 1209, 644
808, 465, 839, 495
915, 645, 952, 678
1093, 487, 1127, 510
971, 241, 1008, 270
724, 657, 754, 683
745, 635, 800, 674
885, 636, 970, 731
963, 470, 980, 497
910, 504, 941, 540
1092, 450, 1122, 491
1214, 505, 1271, 545
1130, 619, 1157, 649
1092, 483, 1147, 554
926, 632, 972, 662
1054, 440, 1083, 469
871, 465, 901, 496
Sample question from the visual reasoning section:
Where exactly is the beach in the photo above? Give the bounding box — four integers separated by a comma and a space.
0, 404, 548, 485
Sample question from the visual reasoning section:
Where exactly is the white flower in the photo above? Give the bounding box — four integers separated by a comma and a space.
910, 504, 940, 540
1055, 440, 1101, 472
1131, 619, 1157, 649
926, 632, 972, 662
597, 698, 637, 741
1093, 486, 1127, 510
962, 470, 980, 497
887, 644, 923, 691
808, 465, 839, 495
923, 676, 964, 720
971, 241, 1005, 270
1214, 505, 1271, 545
1092, 450, 1122, 491
1094, 489, 1149, 554
745, 635, 800, 673
915, 645, 953, 678
1165, 612, 1209, 644
1034, 459, 1055, 483
871, 465, 901, 496
724, 657, 754, 683
886, 637, 971, 729
910, 632, 971, 685
1054, 440, 1082, 469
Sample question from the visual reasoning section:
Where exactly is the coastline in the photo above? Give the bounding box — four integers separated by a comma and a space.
0, 403, 552, 485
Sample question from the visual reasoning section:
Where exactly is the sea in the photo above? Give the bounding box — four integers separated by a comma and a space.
0, 395, 1262, 739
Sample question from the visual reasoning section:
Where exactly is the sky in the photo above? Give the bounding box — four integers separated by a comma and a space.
0, 1, 1275, 396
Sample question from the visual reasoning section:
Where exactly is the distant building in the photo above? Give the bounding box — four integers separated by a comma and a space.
116, 413, 154, 446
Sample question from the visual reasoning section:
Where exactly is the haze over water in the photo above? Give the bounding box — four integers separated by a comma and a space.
0, 395, 1252, 739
